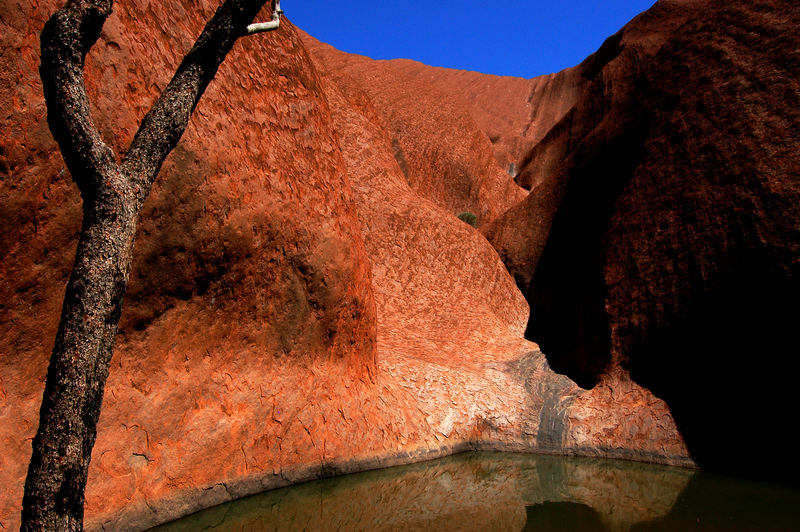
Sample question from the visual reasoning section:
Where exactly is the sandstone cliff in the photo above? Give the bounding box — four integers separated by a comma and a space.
9, 0, 790, 528
299, 34, 527, 227
364, 59, 586, 178
2, 0, 379, 527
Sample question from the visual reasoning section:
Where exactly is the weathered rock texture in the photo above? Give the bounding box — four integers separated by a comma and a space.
300, 34, 527, 227
0, 0, 704, 529
486, 0, 800, 482
306, 38, 689, 472
3, 1, 379, 527
365, 59, 586, 178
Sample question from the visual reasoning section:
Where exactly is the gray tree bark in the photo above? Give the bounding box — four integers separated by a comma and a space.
21, 0, 278, 529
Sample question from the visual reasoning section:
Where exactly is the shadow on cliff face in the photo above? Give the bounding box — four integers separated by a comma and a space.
524, 118, 648, 389
490, 0, 800, 484
609, 0, 800, 484
626, 260, 799, 484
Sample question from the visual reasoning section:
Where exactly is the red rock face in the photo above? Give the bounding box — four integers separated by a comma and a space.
300, 33, 527, 227
1, 0, 697, 529
366, 60, 586, 178
2, 0, 377, 527
305, 33, 690, 476
486, 0, 800, 482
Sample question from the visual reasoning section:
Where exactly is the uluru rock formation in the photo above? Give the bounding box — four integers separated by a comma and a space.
486, 0, 800, 482
0, 0, 797, 529
299, 33, 528, 226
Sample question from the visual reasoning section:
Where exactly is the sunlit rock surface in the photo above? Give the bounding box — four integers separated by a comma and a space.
299, 32, 527, 227
2, 0, 377, 528
0, 0, 720, 529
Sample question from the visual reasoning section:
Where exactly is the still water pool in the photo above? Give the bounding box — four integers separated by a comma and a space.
151, 452, 800, 531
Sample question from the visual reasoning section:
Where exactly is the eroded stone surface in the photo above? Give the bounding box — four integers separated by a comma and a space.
300, 33, 527, 227
1, 1, 693, 530
370, 60, 584, 177
2, 1, 376, 527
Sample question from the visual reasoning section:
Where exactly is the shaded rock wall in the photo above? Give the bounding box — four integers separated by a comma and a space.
486, 0, 800, 482
606, 0, 800, 482
486, 0, 706, 292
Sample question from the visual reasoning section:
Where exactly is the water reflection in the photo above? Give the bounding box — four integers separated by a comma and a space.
523, 502, 606, 531
152, 452, 800, 531
632, 472, 800, 532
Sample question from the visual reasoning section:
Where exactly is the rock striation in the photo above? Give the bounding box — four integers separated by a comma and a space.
485, 0, 800, 482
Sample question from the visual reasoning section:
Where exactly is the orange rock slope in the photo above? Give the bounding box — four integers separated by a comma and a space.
1, 0, 691, 530
299, 33, 528, 227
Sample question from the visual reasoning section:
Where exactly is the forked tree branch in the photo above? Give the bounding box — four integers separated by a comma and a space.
23, 0, 278, 529
39, 0, 117, 197
121, 0, 273, 201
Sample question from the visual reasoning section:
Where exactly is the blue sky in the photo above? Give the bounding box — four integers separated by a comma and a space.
288, 1, 657, 78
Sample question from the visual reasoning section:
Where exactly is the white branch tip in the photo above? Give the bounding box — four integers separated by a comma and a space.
246, 1, 283, 35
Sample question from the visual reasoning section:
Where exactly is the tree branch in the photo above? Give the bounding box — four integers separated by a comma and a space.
246, 0, 283, 34
39, 0, 118, 198
120, 0, 269, 201
24, 0, 278, 528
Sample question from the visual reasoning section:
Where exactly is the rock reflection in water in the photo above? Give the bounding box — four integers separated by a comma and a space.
523, 502, 606, 531
152, 452, 694, 531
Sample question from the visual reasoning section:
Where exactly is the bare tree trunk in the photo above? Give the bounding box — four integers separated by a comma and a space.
22, 0, 276, 529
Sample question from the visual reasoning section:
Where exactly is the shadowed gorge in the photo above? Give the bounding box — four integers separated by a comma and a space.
1, 0, 798, 528
486, 0, 800, 483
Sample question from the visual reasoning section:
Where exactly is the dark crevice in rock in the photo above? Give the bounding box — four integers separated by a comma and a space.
525, 119, 649, 390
